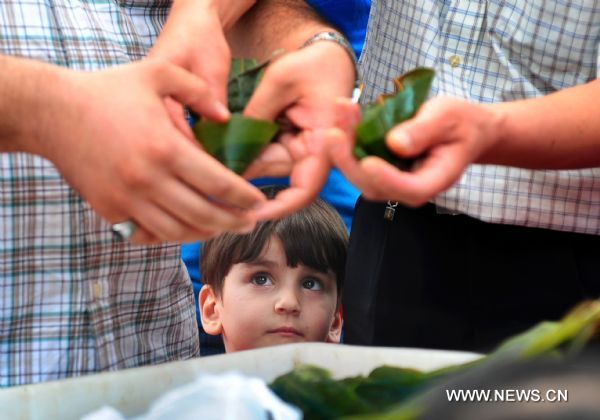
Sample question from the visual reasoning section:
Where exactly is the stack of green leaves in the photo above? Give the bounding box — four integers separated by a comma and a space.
193, 58, 279, 175
270, 300, 600, 419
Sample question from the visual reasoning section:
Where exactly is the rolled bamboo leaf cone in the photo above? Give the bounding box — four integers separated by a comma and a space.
193, 114, 279, 175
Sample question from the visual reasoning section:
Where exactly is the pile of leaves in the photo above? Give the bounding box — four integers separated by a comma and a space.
269, 300, 600, 419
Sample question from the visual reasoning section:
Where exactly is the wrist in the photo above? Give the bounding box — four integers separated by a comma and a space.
301, 31, 358, 82
297, 39, 358, 98
477, 103, 509, 165
193, 0, 256, 30
0, 56, 67, 155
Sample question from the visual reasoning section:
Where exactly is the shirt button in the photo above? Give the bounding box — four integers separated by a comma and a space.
448, 55, 461, 68
92, 282, 102, 300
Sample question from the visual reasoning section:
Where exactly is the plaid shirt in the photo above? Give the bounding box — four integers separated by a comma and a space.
0, 0, 199, 387
360, 0, 600, 234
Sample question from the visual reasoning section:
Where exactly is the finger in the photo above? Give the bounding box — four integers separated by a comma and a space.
191, 43, 230, 107
130, 201, 220, 243
243, 67, 298, 121
334, 98, 362, 136
173, 138, 267, 210
284, 98, 339, 129
327, 128, 385, 198
360, 146, 468, 206
164, 97, 195, 142
152, 61, 230, 122
128, 226, 160, 245
151, 177, 257, 234
279, 131, 311, 158
251, 153, 330, 220
243, 143, 294, 179
242, 128, 316, 180
385, 100, 449, 158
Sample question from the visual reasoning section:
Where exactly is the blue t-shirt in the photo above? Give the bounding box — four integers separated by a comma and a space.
183, 0, 371, 354
308, 0, 371, 58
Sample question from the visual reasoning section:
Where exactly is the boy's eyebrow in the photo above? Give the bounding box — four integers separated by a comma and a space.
240, 258, 277, 268
240, 259, 334, 276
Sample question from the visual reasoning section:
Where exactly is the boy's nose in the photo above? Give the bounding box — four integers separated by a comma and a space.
274, 288, 301, 315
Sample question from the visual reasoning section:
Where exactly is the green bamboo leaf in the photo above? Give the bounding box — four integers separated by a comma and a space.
270, 365, 374, 420
193, 114, 278, 175
350, 366, 430, 408
489, 300, 600, 359
354, 68, 435, 170
193, 58, 278, 174
227, 58, 268, 113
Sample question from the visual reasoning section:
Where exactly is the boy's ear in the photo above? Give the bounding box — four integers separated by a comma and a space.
326, 304, 343, 343
199, 285, 223, 336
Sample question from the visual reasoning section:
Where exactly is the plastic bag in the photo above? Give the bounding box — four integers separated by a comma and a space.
82, 372, 301, 420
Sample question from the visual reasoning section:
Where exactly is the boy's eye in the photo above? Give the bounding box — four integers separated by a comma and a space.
251, 273, 273, 286
302, 277, 322, 291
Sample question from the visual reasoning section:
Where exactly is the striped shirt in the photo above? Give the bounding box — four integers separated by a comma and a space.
0, 0, 199, 387
360, 0, 600, 234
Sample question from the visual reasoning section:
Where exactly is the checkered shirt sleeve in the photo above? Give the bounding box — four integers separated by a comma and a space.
360, 0, 600, 234
0, 0, 199, 387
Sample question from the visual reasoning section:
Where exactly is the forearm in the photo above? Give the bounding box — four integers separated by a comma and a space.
482, 79, 600, 169
173, 0, 256, 30
227, 0, 335, 60
0, 55, 70, 155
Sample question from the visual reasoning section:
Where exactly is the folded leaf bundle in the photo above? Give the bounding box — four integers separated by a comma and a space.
193, 58, 278, 174
193, 115, 278, 175
227, 58, 269, 114
354, 68, 435, 170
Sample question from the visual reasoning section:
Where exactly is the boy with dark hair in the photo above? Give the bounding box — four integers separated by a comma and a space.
199, 185, 347, 352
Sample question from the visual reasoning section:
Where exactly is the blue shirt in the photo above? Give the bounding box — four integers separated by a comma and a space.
308, 0, 371, 58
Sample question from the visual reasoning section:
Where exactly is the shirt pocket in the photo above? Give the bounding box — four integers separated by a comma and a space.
486, 1, 600, 91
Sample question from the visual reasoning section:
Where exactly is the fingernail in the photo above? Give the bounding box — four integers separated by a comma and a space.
215, 102, 230, 120
389, 130, 412, 152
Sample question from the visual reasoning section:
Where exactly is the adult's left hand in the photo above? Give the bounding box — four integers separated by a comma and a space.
242, 41, 356, 219
151, 0, 256, 105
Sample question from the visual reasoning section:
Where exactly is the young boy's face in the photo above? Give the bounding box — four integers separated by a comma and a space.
200, 236, 343, 352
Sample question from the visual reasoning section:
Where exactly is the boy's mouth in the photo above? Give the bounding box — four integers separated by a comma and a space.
268, 327, 304, 338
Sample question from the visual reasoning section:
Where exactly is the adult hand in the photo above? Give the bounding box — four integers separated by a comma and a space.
329, 97, 501, 206
37, 59, 265, 243
151, 0, 256, 105
243, 128, 332, 220
242, 41, 355, 219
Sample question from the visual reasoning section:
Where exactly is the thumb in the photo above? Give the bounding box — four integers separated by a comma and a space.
385, 106, 446, 158
192, 46, 230, 107
243, 70, 298, 122
155, 62, 230, 122
242, 143, 293, 179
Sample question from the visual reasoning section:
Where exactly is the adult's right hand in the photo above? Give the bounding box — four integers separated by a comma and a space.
242, 40, 356, 220
328, 97, 501, 207
33, 59, 265, 243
